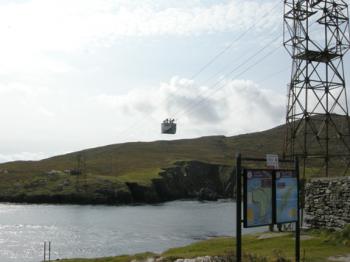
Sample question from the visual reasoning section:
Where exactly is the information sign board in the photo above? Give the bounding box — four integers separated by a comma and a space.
275, 170, 298, 223
244, 169, 273, 227
237, 155, 300, 262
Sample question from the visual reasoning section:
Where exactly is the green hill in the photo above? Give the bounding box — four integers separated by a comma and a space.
0, 123, 283, 203
0, 124, 285, 177
0, 120, 345, 204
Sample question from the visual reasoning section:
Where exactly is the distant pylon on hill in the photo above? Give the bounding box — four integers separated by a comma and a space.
74, 153, 87, 191
283, 0, 350, 177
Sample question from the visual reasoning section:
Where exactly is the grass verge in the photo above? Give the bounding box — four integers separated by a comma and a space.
58, 228, 350, 262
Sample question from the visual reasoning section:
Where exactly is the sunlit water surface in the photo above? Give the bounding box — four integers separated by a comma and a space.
0, 200, 266, 262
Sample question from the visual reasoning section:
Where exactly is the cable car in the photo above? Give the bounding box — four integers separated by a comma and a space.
161, 118, 176, 134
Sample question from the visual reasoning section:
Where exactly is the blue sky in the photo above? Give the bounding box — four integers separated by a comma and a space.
0, 0, 349, 161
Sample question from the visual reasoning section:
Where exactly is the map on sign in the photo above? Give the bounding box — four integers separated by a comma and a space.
244, 170, 273, 227
275, 171, 298, 223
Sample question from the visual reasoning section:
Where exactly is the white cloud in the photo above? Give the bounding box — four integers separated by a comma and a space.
0, 75, 285, 161
0, 0, 280, 54
92, 76, 285, 138
0, 152, 47, 163
0, 0, 282, 82
0, 1, 286, 161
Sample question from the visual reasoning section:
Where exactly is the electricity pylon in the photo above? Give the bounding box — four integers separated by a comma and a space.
283, 0, 350, 177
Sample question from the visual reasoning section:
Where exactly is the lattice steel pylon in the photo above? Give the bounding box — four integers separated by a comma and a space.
283, 0, 350, 177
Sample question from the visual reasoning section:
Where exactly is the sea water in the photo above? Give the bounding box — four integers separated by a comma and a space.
0, 200, 266, 261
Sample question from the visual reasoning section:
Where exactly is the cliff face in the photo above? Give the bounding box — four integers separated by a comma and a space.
0, 161, 234, 205
127, 161, 234, 203
158, 161, 233, 201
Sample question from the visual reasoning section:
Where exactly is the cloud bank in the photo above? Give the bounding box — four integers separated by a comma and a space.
0, 0, 280, 54
0, 76, 285, 161
93, 77, 285, 139
0, 1, 285, 161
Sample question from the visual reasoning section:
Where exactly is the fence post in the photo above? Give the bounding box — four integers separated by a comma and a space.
49, 241, 51, 261
295, 157, 300, 262
236, 153, 242, 262
43, 242, 46, 262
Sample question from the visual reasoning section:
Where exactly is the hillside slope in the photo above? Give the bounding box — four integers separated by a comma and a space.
0, 124, 286, 204
0, 124, 285, 177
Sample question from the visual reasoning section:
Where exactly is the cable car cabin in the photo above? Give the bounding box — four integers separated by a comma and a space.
161, 119, 176, 134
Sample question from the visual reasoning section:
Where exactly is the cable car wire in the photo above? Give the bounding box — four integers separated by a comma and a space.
112, 33, 282, 141
109, 1, 283, 140
172, 34, 282, 119
256, 65, 289, 84
176, 45, 282, 121
135, 34, 283, 139
189, 0, 282, 81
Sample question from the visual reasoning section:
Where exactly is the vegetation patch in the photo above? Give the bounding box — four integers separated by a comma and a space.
59, 227, 350, 262
117, 168, 162, 186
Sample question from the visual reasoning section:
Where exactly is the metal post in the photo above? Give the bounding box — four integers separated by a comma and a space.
49, 241, 51, 261
44, 242, 46, 262
295, 157, 300, 262
236, 153, 242, 262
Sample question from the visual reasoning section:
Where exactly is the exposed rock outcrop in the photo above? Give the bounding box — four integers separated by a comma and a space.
147, 161, 233, 202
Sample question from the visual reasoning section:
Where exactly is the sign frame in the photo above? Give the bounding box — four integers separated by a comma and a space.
235, 154, 300, 262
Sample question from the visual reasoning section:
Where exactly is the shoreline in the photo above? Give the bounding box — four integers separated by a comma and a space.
0, 196, 234, 206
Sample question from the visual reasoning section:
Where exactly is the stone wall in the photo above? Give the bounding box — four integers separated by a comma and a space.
305, 176, 350, 229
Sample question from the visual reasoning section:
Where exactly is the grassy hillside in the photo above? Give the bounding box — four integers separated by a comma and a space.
0, 124, 285, 179
0, 124, 285, 203
0, 120, 346, 203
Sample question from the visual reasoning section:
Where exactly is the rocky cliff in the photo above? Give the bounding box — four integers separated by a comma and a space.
128, 161, 234, 203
